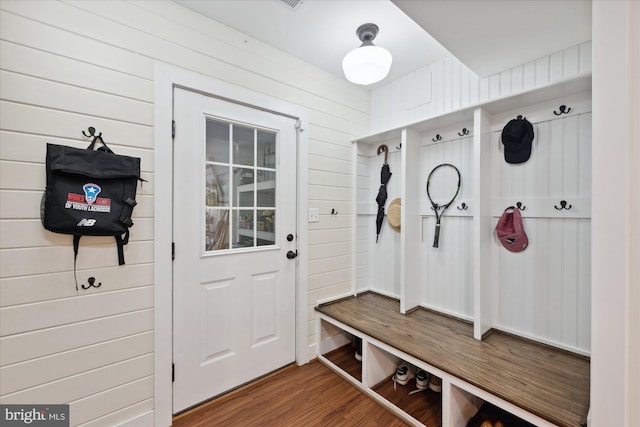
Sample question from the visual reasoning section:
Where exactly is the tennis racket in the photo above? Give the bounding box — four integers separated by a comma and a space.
426, 163, 461, 248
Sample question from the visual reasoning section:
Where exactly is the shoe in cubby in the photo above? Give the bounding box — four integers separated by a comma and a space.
408, 368, 431, 395
353, 336, 362, 362
429, 374, 442, 393
392, 362, 414, 388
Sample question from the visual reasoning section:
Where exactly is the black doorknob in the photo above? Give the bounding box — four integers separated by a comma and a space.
286, 250, 298, 259
287, 234, 294, 242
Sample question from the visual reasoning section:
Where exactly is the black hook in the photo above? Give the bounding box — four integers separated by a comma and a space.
553, 105, 572, 116
331, 208, 338, 215
82, 126, 112, 153
457, 202, 468, 211
554, 200, 572, 210
82, 126, 101, 139
396, 143, 402, 150
377, 144, 389, 164
458, 128, 470, 136
516, 202, 526, 211
81, 276, 102, 290
432, 134, 442, 142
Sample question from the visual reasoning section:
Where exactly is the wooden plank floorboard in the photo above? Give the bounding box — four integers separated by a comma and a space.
172, 360, 409, 427
316, 292, 590, 427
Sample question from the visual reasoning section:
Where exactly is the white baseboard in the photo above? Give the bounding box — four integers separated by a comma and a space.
113, 410, 154, 427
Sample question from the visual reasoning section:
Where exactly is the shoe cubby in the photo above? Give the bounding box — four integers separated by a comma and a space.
318, 316, 362, 383
465, 402, 535, 427
317, 293, 589, 426
447, 384, 485, 427
446, 382, 546, 427
365, 341, 442, 426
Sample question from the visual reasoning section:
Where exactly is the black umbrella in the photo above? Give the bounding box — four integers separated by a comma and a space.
375, 145, 392, 243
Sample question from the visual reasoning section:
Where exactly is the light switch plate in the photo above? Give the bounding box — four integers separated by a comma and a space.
308, 208, 319, 222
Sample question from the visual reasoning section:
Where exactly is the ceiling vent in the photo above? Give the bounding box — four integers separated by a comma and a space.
278, 0, 304, 11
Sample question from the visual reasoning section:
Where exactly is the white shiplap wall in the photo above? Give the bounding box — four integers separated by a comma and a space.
420, 134, 474, 320
0, 0, 369, 425
356, 133, 476, 320
371, 41, 592, 133
491, 111, 592, 353
357, 145, 403, 298
367, 42, 592, 353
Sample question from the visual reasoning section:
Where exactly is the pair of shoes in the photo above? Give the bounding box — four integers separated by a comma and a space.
393, 362, 444, 394
392, 362, 413, 389
407, 369, 442, 394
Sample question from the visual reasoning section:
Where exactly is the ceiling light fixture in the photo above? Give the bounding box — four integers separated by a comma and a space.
342, 23, 392, 86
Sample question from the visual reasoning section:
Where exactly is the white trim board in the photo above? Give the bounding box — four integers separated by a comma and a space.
153, 63, 309, 427
113, 410, 154, 427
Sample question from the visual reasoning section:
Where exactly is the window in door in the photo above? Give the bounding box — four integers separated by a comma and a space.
204, 117, 277, 252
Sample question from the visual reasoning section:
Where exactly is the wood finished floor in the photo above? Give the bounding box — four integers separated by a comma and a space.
172, 360, 409, 427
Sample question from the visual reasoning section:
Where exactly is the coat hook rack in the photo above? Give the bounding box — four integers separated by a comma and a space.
330, 208, 338, 215
516, 202, 526, 210
553, 105, 571, 116
432, 134, 442, 142
457, 202, 468, 211
377, 144, 389, 163
81, 276, 102, 290
554, 200, 572, 210
458, 128, 470, 137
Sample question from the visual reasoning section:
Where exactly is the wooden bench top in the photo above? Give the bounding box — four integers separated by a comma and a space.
316, 292, 590, 427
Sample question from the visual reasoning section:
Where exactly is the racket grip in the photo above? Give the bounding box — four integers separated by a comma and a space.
433, 224, 441, 248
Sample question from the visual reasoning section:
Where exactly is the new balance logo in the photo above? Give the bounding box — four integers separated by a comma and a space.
77, 218, 97, 227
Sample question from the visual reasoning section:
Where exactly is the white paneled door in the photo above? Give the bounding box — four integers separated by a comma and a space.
172, 88, 297, 413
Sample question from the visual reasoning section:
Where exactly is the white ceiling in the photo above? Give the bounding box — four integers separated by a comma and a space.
393, 0, 592, 77
176, 0, 591, 87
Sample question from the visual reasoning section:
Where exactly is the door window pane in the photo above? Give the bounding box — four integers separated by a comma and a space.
206, 164, 229, 207
257, 170, 276, 207
257, 209, 275, 246
233, 210, 254, 248
206, 120, 230, 163
257, 130, 276, 168
233, 125, 254, 166
233, 167, 254, 208
206, 209, 229, 251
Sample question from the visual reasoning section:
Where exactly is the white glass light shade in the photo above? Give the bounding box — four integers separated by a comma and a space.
342, 45, 392, 85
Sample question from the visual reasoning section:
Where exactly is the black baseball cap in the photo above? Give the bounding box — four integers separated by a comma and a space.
501, 115, 534, 164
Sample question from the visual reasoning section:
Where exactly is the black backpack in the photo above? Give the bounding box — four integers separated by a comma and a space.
41, 133, 141, 280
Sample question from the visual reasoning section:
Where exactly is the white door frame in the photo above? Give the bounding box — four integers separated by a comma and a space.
153, 63, 309, 427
